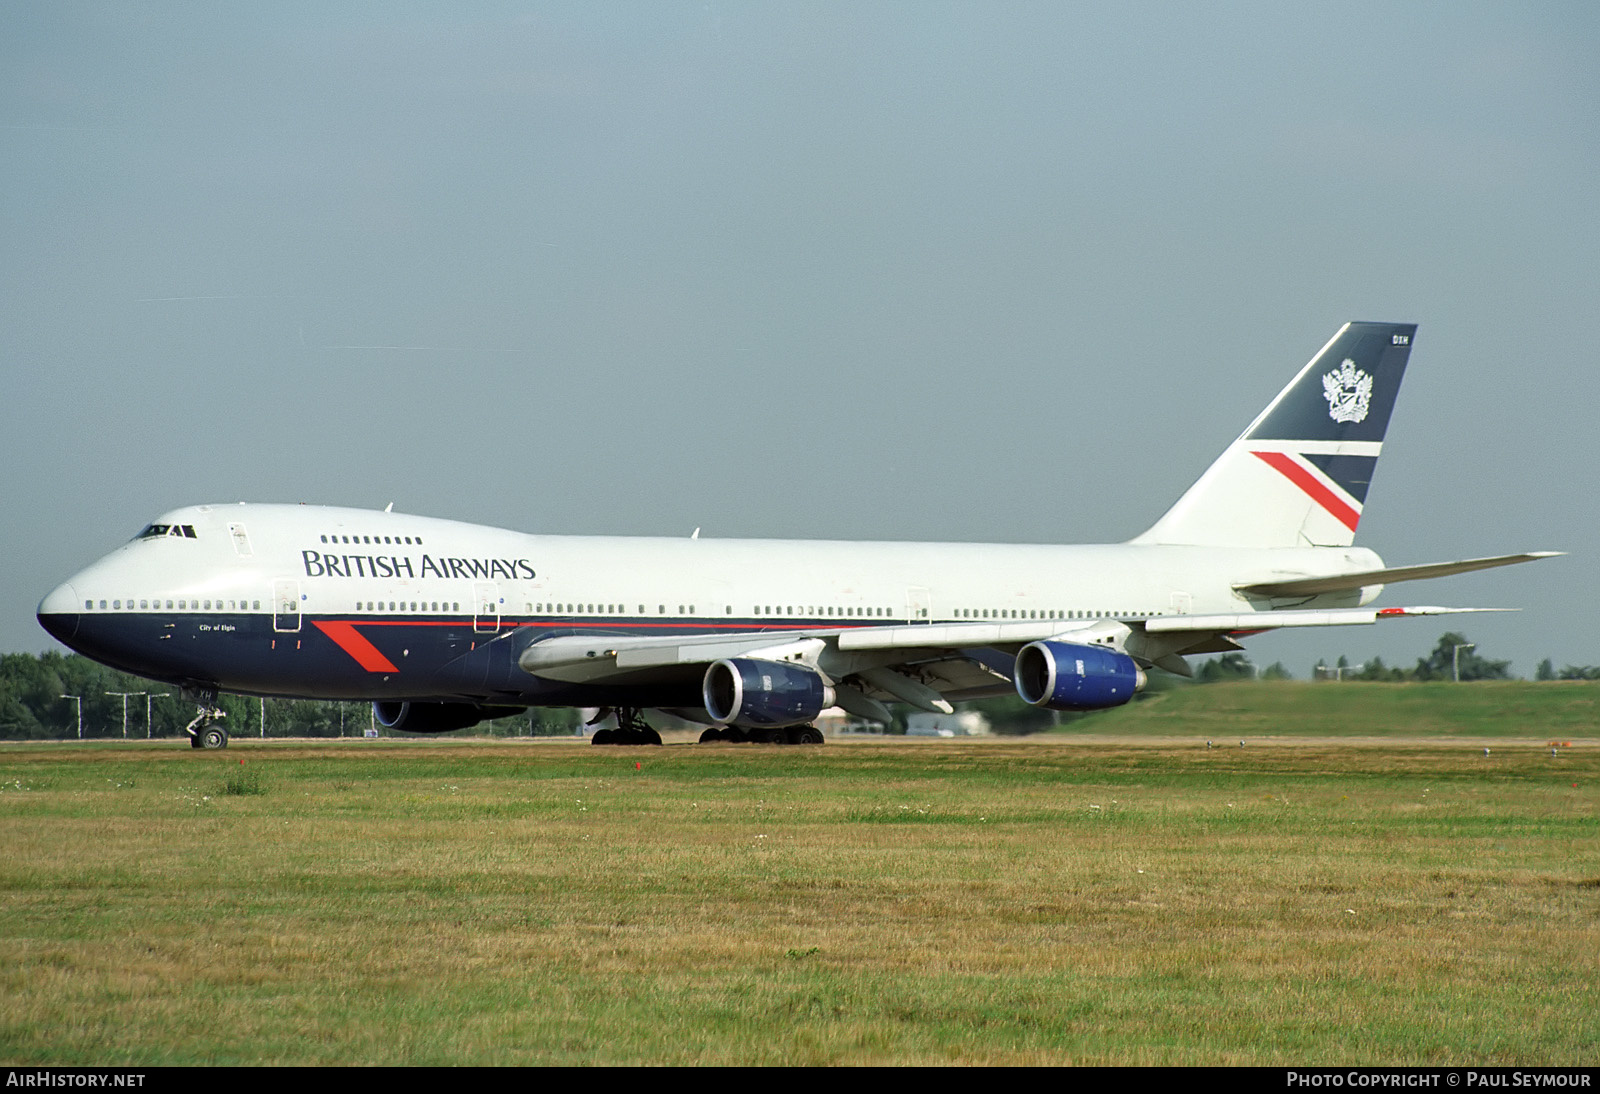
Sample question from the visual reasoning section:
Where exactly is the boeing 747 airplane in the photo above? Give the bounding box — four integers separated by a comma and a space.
37, 322, 1557, 747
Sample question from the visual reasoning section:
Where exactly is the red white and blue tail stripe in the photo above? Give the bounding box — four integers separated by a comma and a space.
1248, 440, 1382, 535
1134, 322, 1414, 549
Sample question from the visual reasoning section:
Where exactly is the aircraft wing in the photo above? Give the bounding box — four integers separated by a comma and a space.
1234, 552, 1562, 598
520, 605, 1507, 675
519, 627, 1013, 717
1144, 604, 1513, 633
1124, 604, 1515, 676
516, 603, 1516, 714
520, 618, 1124, 684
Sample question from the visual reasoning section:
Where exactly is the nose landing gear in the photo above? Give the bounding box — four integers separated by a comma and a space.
183, 688, 229, 749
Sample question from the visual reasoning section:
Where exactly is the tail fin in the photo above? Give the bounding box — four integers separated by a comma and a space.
1133, 321, 1417, 548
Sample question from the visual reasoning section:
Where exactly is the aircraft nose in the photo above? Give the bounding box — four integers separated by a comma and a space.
37, 582, 81, 644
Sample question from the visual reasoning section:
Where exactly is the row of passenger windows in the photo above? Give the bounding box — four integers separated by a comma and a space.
510, 604, 1144, 621
86, 599, 261, 611
524, 603, 695, 616
518, 604, 893, 618
752, 605, 894, 618
954, 608, 1160, 620
353, 602, 460, 612
81, 598, 1159, 621
321, 533, 423, 546
83, 599, 465, 614
513, 604, 901, 619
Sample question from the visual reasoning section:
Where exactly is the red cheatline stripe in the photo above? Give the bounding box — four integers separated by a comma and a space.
1251, 450, 1361, 532
312, 620, 400, 672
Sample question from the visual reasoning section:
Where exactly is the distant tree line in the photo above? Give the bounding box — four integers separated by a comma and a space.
0, 652, 581, 741
1317, 632, 1513, 682
1535, 659, 1600, 681
1197, 632, 1599, 685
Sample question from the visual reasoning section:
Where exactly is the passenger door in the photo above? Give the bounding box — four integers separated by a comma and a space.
273, 580, 301, 633
473, 582, 501, 634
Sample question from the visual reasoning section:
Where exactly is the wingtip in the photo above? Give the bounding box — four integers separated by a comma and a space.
1380, 606, 1520, 617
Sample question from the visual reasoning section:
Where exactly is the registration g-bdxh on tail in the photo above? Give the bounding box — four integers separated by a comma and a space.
39, 323, 1558, 747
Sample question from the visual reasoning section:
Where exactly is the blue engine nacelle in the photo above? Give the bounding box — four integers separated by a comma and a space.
1013, 641, 1146, 711
372, 701, 524, 733
703, 658, 835, 727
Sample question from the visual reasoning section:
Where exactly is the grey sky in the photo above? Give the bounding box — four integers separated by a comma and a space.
4, 2, 1596, 677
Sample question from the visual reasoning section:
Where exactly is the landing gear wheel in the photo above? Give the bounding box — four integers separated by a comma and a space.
183, 689, 227, 751
589, 708, 663, 745
698, 727, 725, 743
790, 726, 825, 745
751, 726, 787, 745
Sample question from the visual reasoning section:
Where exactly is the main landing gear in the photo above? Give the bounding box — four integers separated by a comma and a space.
184, 688, 229, 750
698, 725, 825, 745
586, 707, 825, 745
588, 706, 663, 746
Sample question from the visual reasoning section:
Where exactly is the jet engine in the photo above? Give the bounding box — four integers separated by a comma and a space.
702, 658, 835, 727
372, 701, 524, 734
1013, 641, 1146, 711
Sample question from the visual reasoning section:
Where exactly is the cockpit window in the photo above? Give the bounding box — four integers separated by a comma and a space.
136, 524, 197, 540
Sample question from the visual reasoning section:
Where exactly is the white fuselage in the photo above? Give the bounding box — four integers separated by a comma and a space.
46, 502, 1383, 634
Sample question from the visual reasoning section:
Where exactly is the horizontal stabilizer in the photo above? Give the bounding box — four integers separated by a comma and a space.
1235, 551, 1563, 597
1147, 605, 1514, 634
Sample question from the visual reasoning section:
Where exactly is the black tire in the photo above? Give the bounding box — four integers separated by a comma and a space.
199, 726, 228, 750
753, 726, 787, 745
793, 726, 825, 745
591, 728, 616, 745
188, 733, 203, 749
698, 727, 724, 743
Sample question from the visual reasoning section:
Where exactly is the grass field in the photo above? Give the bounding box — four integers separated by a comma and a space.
0, 684, 1595, 1065
1083, 679, 1600, 739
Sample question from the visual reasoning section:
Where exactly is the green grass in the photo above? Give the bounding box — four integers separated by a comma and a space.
1078, 679, 1600, 738
218, 762, 265, 797
0, 721, 1594, 1064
